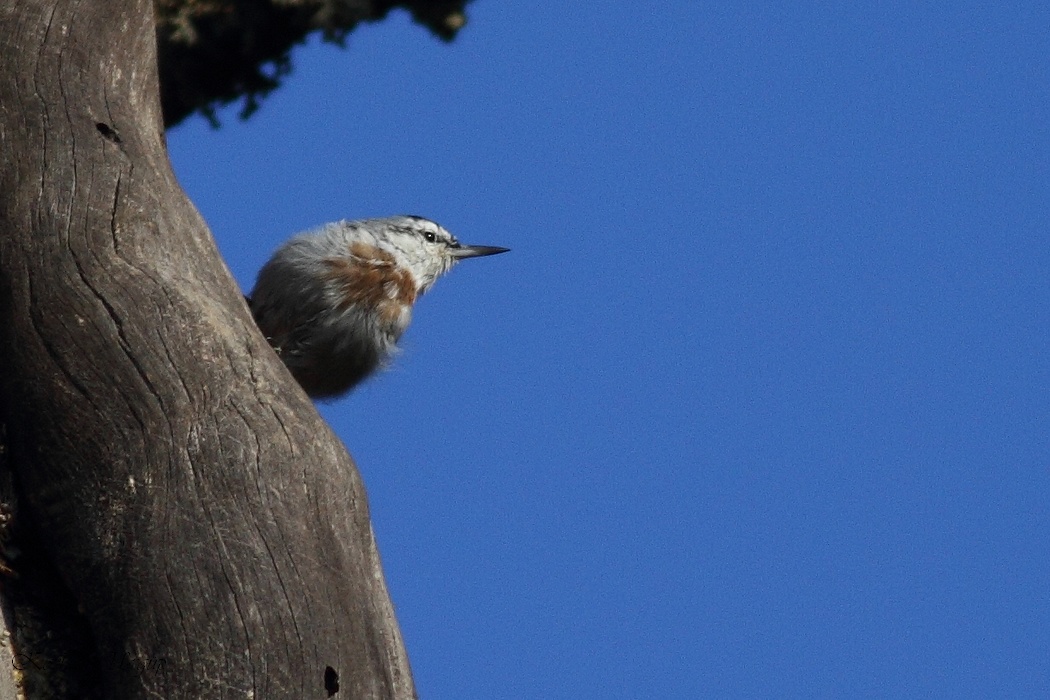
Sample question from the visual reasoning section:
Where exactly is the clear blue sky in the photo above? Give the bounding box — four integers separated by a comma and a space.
168, 3, 1050, 697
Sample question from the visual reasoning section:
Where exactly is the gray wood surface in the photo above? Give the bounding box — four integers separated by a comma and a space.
0, 2, 415, 697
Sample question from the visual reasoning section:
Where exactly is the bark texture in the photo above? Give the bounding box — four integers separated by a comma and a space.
0, 1, 415, 697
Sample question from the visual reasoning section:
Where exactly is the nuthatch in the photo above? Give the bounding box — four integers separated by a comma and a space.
248, 216, 509, 398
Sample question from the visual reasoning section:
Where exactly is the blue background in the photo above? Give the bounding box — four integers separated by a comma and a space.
168, 3, 1050, 697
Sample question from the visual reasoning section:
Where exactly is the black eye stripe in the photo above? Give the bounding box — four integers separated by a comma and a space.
391, 222, 445, 243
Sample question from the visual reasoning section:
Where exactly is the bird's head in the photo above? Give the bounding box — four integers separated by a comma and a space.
368, 215, 510, 293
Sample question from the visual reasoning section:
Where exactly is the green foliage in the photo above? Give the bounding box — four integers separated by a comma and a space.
156, 0, 471, 127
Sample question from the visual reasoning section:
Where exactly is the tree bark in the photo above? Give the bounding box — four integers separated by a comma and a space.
0, 2, 415, 698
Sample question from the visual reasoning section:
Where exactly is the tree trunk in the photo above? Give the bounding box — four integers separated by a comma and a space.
0, 2, 415, 698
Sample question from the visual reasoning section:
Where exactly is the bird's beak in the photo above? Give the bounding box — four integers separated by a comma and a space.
449, 244, 511, 259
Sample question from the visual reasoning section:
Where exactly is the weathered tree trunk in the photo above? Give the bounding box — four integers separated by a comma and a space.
0, 1, 415, 697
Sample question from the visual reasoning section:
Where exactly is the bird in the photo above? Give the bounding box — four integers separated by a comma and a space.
247, 215, 509, 398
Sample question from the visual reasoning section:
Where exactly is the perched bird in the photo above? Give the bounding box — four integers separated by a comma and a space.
248, 215, 509, 398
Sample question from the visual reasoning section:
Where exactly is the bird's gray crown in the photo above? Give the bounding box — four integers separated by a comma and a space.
311, 215, 506, 294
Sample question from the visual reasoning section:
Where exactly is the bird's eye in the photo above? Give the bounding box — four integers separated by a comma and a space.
423, 231, 437, 242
